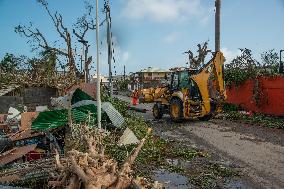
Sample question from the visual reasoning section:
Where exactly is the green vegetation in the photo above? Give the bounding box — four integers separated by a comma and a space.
102, 96, 201, 165
223, 111, 284, 129
0, 53, 22, 84
222, 103, 284, 129
222, 103, 239, 112
103, 97, 238, 188
0, 50, 66, 88
225, 49, 280, 87
189, 162, 238, 189
115, 79, 131, 91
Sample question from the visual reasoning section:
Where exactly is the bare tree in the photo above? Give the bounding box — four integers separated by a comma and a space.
14, 0, 96, 77
184, 41, 212, 69
73, 1, 97, 82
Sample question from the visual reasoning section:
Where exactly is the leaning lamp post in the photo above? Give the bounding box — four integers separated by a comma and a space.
78, 39, 88, 83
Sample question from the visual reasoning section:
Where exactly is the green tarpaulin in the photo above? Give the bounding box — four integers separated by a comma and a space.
31, 89, 99, 130
31, 104, 98, 130
71, 88, 94, 104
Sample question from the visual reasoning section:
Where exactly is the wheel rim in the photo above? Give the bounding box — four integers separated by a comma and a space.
171, 103, 179, 118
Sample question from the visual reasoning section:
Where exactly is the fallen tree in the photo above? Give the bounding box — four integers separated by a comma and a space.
49, 125, 163, 189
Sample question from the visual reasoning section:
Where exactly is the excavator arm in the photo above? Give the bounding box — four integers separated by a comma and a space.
212, 51, 226, 100
191, 51, 226, 115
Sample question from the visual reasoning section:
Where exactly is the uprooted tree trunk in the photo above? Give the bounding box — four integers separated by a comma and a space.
49, 125, 162, 189
184, 41, 212, 69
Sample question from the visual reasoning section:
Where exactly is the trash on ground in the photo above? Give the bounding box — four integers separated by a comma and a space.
118, 127, 140, 146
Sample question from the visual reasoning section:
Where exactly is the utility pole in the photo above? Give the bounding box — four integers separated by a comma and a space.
85, 44, 90, 83
80, 47, 83, 73
78, 39, 89, 83
95, 0, 101, 129
106, 1, 113, 96
215, 0, 221, 52
280, 50, 284, 74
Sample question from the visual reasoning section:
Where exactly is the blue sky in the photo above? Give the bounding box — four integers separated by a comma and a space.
0, 0, 284, 76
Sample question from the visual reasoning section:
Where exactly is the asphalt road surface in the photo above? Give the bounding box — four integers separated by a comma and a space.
114, 95, 284, 189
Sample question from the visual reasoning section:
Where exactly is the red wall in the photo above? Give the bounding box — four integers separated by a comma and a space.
226, 76, 284, 116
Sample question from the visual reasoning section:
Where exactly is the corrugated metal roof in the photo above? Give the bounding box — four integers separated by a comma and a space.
0, 184, 27, 189
0, 84, 20, 97
9, 130, 44, 142
140, 67, 169, 73
32, 89, 124, 129
102, 102, 124, 128
0, 175, 21, 184
73, 101, 124, 128
118, 128, 139, 146
0, 158, 54, 185
20, 112, 38, 131
0, 144, 37, 166
31, 104, 99, 130
67, 83, 97, 100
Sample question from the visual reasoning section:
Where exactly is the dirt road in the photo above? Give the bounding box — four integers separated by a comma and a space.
155, 120, 284, 189
114, 95, 284, 189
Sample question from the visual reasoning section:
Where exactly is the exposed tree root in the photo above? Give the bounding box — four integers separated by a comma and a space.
49, 126, 163, 189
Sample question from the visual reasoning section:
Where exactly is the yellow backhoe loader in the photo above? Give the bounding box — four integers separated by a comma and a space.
137, 51, 226, 122
135, 0, 225, 122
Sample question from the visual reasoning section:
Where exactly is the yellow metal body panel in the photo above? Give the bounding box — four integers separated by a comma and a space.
213, 52, 227, 101
191, 51, 225, 115
171, 91, 183, 100
136, 51, 226, 119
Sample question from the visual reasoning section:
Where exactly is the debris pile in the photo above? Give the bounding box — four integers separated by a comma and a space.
0, 88, 163, 188
0, 158, 55, 185
49, 125, 162, 189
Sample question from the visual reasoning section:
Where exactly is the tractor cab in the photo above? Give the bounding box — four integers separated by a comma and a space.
169, 70, 202, 101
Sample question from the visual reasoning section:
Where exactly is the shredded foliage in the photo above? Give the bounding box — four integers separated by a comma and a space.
189, 163, 238, 189
223, 111, 284, 129
222, 103, 284, 129
102, 97, 239, 188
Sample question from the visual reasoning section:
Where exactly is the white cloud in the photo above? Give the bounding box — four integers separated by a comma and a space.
221, 47, 241, 64
89, 36, 132, 76
105, 36, 131, 75
163, 32, 180, 43
200, 7, 215, 26
121, 0, 212, 23
122, 51, 130, 62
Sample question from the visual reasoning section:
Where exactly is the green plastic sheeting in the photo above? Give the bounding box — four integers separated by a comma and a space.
32, 89, 97, 130
71, 88, 94, 104
31, 104, 98, 130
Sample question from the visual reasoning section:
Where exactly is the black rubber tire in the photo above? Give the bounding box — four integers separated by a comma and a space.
198, 114, 212, 121
170, 98, 184, 123
153, 103, 163, 119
